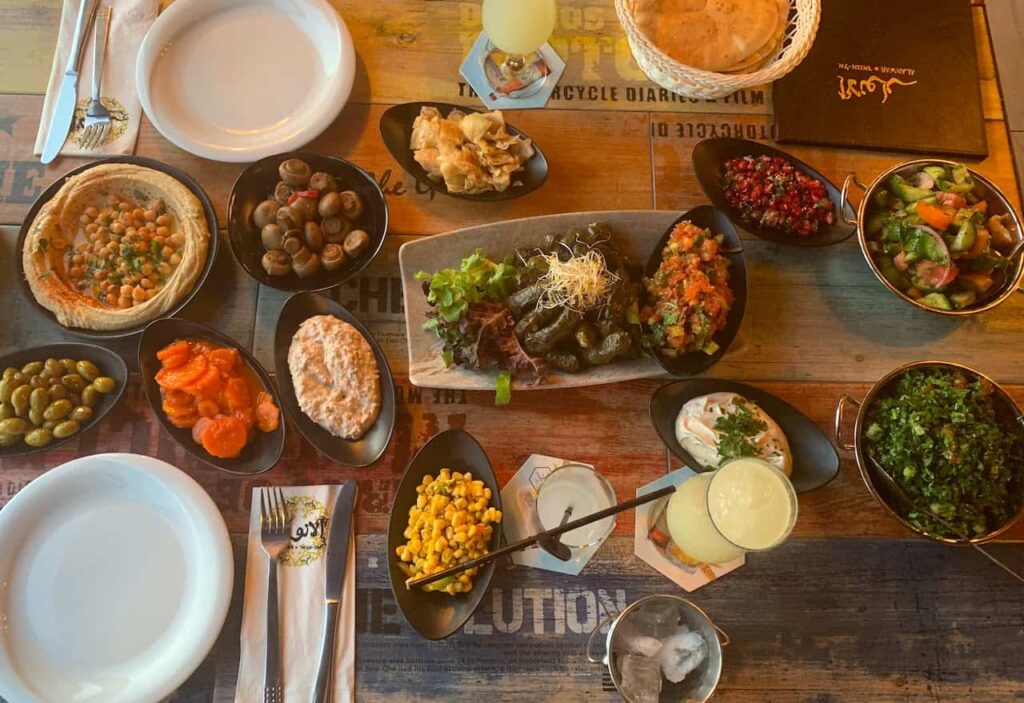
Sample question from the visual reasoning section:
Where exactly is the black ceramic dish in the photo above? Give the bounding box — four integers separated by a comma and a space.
387, 429, 503, 640
0, 343, 128, 458
227, 152, 388, 293
692, 137, 855, 247
379, 101, 548, 201
16, 156, 219, 340
138, 318, 285, 475
650, 379, 840, 493
641, 205, 748, 376
273, 291, 395, 467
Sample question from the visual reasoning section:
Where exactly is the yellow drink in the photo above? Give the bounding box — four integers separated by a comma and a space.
709, 458, 797, 550
666, 473, 743, 565
482, 0, 557, 55
666, 459, 797, 564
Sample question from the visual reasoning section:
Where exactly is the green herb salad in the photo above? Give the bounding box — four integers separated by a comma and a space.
863, 366, 1024, 539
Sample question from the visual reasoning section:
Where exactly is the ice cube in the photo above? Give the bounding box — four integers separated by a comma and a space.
628, 601, 680, 639
658, 626, 708, 684
620, 653, 663, 703
621, 632, 664, 658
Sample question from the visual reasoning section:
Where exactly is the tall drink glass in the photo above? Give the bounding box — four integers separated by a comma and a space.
666, 458, 798, 565
481, 0, 557, 98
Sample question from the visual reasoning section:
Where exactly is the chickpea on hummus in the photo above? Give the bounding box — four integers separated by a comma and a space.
288, 315, 381, 440
22, 164, 210, 331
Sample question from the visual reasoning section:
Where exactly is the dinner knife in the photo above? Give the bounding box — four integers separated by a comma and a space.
41, 0, 99, 164
312, 480, 358, 703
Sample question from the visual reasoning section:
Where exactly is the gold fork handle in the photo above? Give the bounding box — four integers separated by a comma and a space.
91, 6, 111, 101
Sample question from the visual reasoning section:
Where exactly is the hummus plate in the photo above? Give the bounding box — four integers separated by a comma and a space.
273, 291, 395, 467
16, 157, 218, 340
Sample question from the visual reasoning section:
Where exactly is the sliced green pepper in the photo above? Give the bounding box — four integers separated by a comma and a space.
866, 210, 889, 235
889, 174, 933, 203
951, 220, 976, 252
879, 257, 911, 291
918, 292, 953, 310
883, 220, 904, 243
950, 291, 978, 309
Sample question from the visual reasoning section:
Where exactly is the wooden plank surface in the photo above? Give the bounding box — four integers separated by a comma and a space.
0, 1, 1006, 121
175, 534, 1024, 702
1, 0, 1023, 700
986, 0, 1024, 130
2, 371, 1024, 545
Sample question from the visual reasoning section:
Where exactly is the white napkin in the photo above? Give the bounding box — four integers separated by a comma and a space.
236, 485, 356, 703
33, 0, 159, 157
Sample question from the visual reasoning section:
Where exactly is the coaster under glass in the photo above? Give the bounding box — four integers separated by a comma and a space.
460, 31, 566, 110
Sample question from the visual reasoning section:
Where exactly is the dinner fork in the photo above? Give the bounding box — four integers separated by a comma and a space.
81, 6, 111, 150
259, 486, 290, 703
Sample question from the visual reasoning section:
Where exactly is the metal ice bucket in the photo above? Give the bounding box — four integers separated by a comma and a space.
586, 594, 728, 703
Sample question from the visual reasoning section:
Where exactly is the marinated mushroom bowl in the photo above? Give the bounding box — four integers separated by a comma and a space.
842, 160, 1024, 316
227, 152, 388, 292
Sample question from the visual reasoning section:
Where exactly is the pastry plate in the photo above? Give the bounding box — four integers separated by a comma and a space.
379, 101, 548, 201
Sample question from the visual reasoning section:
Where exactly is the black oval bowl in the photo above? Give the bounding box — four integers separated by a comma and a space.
0, 343, 128, 458
379, 101, 548, 202
650, 379, 840, 493
692, 138, 855, 247
387, 429, 503, 640
227, 152, 388, 293
16, 156, 219, 339
641, 205, 748, 376
138, 318, 285, 475
273, 292, 395, 467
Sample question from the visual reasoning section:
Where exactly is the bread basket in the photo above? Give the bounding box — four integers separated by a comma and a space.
614, 0, 821, 100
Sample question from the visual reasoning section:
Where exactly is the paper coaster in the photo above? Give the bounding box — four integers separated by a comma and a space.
459, 32, 566, 110
634, 468, 744, 592
500, 454, 611, 575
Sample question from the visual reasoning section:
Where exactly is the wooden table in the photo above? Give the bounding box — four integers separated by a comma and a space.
2, 1, 1024, 701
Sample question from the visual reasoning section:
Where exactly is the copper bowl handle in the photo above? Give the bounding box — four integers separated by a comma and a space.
840, 173, 866, 227
585, 613, 616, 664
833, 394, 861, 451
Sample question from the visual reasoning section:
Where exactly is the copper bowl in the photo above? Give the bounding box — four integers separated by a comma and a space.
841, 160, 1024, 316
834, 360, 1024, 544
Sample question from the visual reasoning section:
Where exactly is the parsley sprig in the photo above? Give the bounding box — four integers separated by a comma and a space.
714, 399, 767, 465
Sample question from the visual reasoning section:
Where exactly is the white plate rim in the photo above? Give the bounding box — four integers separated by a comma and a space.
0, 453, 233, 703
136, 0, 355, 163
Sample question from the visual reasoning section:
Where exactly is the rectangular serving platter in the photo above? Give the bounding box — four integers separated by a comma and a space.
399, 210, 682, 390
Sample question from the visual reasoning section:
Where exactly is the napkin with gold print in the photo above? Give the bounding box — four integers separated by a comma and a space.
236, 485, 356, 703
33, 0, 159, 157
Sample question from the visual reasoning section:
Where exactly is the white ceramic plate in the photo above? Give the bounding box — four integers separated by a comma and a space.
398, 211, 677, 390
0, 454, 233, 703
137, 0, 355, 162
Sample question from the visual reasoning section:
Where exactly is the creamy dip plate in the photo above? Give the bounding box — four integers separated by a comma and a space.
273, 292, 395, 467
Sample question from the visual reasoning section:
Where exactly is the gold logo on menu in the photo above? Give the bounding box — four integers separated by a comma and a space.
836, 62, 918, 105
282, 495, 331, 568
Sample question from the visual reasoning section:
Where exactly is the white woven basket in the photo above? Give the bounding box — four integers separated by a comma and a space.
614, 0, 821, 100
